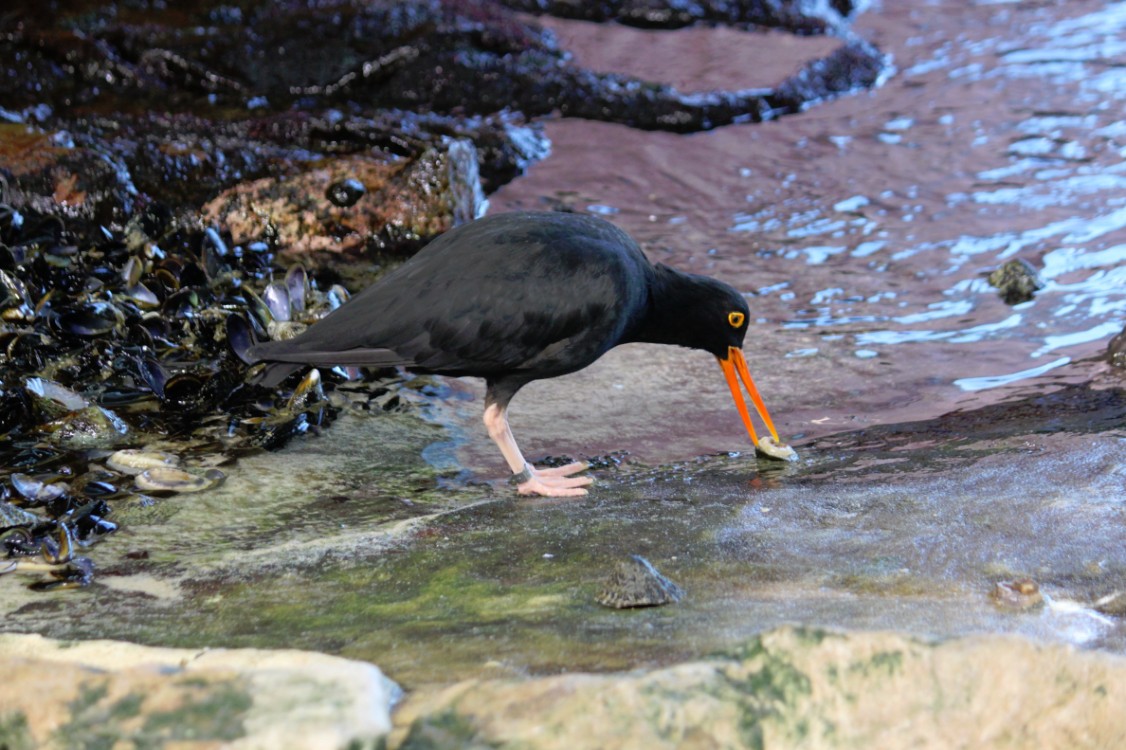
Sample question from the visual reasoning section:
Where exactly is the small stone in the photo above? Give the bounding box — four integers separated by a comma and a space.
991, 578, 1043, 610
596, 555, 684, 609
988, 259, 1043, 305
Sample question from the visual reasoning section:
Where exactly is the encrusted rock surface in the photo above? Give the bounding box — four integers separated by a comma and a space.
0, 633, 400, 750
392, 626, 1126, 749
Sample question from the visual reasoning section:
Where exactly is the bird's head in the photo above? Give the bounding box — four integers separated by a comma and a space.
644, 267, 783, 451
678, 276, 752, 358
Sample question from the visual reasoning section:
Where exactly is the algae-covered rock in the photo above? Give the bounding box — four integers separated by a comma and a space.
988, 258, 1044, 305
0, 633, 399, 750
394, 627, 1126, 749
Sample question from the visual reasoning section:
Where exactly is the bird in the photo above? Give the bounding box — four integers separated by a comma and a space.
246, 211, 792, 497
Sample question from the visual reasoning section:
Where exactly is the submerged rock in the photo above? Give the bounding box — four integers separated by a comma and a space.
988, 258, 1044, 305
597, 554, 684, 608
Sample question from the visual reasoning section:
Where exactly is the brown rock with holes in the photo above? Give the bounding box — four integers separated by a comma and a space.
201, 141, 485, 265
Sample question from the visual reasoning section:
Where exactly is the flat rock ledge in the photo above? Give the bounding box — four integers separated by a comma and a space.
3, 626, 1125, 749
0, 633, 399, 750
393, 626, 1126, 749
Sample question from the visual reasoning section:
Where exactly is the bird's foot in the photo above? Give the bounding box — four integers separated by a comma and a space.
536, 461, 588, 478
515, 462, 592, 497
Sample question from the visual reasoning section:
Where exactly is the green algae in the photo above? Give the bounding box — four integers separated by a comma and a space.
0, 712, 34, 750
398, 709, 498, 750
138, 681, 252, 744
50, 677, 251, 750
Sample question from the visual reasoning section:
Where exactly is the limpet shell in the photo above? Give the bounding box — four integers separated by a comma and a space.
134, 466, 225, 493
106, 449, 181, 475
756, 436, 798, 462
596, 555, 684, 609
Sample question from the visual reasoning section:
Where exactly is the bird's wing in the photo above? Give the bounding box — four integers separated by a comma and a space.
248, 216, 646, 375
245, 225, 639, 371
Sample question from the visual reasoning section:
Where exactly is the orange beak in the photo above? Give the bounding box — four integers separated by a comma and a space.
717, 346, 780, 445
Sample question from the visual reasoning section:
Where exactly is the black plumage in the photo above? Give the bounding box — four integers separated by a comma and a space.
247, 211, 785, 496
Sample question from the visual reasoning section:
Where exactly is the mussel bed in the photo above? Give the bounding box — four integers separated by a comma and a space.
0, 191, 403, 591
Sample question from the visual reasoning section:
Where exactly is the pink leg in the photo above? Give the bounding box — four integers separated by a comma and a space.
482, 403, 592, 497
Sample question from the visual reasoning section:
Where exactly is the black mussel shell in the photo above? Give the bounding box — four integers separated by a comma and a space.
263, 281, 291, 322
161, 372, 207, 411
54, 304, 120, 337
125, 322, 155, 348
285, 264, 307, 314
226, 314, 256, 365
326, 178, 366, 208
162, 287, 200, 317
0, 388, 34, 434
139, 357, 168, 398
137, 202, 172, 240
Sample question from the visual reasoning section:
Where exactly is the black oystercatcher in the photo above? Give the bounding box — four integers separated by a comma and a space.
247, 211, 792, 497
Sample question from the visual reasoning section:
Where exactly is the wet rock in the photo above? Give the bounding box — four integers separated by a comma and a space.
201, 143, 486, 264
1, 0, 887, 233
0, 633, 399, 750
988, 258, 1044, 305
1107, 327, 1126, 369
499, 0, 864, 33
44, 406, 130, 450
596, 554, 684, 608
393, 627, 1126, 749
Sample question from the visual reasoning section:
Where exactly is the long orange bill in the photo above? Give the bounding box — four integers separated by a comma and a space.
717, 346, 781, 445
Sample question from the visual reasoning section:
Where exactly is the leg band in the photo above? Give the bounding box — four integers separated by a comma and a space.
509, 463, 533, 485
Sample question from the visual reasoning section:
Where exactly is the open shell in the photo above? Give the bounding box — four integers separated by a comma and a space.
756, 436, 798, 462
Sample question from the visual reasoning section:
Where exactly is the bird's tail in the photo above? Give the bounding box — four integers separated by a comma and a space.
226, 314, 305, 387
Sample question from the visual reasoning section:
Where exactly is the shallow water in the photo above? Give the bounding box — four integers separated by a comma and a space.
484, 0, 1126, 466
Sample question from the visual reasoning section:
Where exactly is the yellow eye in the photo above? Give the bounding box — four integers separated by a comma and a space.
728, 311, 745, 328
